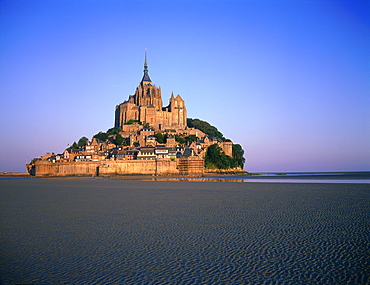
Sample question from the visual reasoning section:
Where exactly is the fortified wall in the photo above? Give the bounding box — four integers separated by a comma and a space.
27, 157, 204, 177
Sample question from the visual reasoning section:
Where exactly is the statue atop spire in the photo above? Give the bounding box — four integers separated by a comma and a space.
144, 51, 148, 73
142, 50, 151, 83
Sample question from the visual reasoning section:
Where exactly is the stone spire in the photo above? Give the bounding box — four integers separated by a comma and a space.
142, 51, 152, 82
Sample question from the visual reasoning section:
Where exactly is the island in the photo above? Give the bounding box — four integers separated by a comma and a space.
27, 54, 246, 177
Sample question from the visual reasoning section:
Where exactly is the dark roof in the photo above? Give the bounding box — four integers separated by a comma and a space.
183, 148, 196, 157
142, 72, 151, 82
140, 146, 155, 152
127, 147, 139, 150
139, 149, 155, 154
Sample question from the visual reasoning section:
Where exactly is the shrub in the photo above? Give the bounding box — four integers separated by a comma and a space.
124, 120, 140, 125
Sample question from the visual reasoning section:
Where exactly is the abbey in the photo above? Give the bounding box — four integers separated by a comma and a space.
115, 53, 187, 131
26, 53, 246, 177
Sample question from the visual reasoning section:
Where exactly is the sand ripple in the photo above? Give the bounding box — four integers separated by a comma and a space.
0, 180, 369, 284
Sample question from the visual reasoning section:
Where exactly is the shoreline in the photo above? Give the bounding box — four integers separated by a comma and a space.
1, 171, 369, 181
0, 172, 31, 177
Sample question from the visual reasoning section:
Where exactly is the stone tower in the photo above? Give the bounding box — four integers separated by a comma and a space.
115, 53, 187, 130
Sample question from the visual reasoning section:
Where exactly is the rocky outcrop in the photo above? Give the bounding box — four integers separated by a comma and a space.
204, 167, 248, 175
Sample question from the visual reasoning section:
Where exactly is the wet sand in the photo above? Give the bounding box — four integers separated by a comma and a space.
0, 178, 369, 284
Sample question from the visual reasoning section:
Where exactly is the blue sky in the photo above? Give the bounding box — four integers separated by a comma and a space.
0, 0, 369, 172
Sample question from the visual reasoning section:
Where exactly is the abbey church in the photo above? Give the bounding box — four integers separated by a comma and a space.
115, 54, 187, 131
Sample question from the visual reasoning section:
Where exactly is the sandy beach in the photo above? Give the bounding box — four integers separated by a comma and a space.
0, 178, 369, 284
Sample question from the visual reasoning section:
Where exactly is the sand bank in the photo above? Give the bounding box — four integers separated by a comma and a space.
1, 179, 369, 284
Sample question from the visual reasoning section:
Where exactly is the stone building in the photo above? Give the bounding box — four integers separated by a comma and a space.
115, 53, 187, 131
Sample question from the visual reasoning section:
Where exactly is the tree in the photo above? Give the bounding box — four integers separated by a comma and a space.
70, 142, 79, 150
187, 118, 226, 141
205, 144, 222, 168
155, 132, 165, 144
107, 127, 122, 135
185, 134, 197, 144
205, 144, 239, 170
114, 134, 124, 146
93, 131, 109, 142
175, 134, 186, 145
78, 136, 89, 147
232, 144, 246, 168
204, 144, 224, 169
142, 122, 150, 129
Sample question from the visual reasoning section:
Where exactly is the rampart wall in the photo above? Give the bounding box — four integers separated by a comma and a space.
28, 158, 204, 177
178, 156, 204, 175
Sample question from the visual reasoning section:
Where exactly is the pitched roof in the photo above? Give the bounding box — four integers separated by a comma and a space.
142, 72, 151, 82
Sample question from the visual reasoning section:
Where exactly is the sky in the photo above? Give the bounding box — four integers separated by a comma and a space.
0, 0, 369, 173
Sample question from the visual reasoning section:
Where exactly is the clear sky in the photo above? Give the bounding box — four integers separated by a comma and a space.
0, 0, 369, 173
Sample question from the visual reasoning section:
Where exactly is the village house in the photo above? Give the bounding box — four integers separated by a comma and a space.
155, 145, 169, 159
137, 146, 156, 160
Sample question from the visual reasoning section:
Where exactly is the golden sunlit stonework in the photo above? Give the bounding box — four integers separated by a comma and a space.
115, 53, 187, 131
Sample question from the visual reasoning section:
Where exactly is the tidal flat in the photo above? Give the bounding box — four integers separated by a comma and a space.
0, 178, 369, 284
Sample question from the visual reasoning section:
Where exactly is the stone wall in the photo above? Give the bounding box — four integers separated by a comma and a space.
28, 158, 203, 177
98, 160, 158, 176
155, 159, 179, 175
177, 156, 204, 176
28, 160, 100, 176
220, 142, 233, 157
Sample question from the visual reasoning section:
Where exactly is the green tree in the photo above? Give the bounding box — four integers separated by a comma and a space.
175, 134, 186, 145
155, 132, 165, 144
114, 134, 124, 146
142, 122, 150, 129
70, 142, 79, 149
232, 144, 246, 168
107, 127, 122, 135
78, 136, 89, 147
187, 118, 226, 141
205, 144, 223, 168
124, 119, 140, 125
205, 144, 238, 169
185, 134, 197, 144
93, 131, 109, 142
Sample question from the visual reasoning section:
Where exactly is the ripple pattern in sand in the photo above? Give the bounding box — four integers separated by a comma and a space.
0, 180, 369, 284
